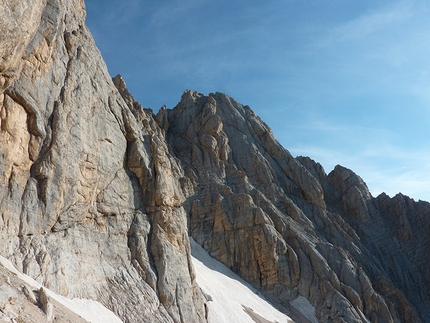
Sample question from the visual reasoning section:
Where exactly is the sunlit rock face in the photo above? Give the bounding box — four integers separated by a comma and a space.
0, 1, 205, 322
0, 1, 429, 323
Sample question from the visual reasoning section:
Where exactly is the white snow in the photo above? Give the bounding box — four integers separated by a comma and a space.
0, 255, 123, 323
289, 296, 318, 323
190, 238, 294, 323
0, 242, 318, 323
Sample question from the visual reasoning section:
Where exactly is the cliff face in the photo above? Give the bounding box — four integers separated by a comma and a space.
0, 1, 429, 323
0, 1, 205, 322
163, 91, 429, 323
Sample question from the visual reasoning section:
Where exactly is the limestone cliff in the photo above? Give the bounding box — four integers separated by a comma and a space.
0, 1, 205, 322
163, 91, 429, 323
0, 1, 429, 323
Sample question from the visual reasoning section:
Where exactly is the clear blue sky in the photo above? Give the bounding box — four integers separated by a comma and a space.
85, 0, 430, 201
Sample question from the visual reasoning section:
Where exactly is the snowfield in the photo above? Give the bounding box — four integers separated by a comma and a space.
0, 255, 123, 323
1, 240, 319, 323
191, 238, 295, 323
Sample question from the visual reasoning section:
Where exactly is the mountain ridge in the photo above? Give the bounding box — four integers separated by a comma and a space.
0, 1, 429, 322
156, 87, 429, 323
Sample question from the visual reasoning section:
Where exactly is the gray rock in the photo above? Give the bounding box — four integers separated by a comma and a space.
23, 284, 37, 305
39, 287, 54, 322
0, 1, 205, 322
1, 1, 429, 323
165, 91, 428, 323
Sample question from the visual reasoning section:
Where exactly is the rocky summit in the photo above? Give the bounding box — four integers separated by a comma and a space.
0, 1, 429, 323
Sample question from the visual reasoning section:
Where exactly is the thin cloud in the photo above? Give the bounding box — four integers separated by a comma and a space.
278, 101, 299, 112
289, 135, 430, 201
307, 0, 430, 92
148, 0, 209, 28
85, 0, 430, 201
327, 2, 412, 43
283, 113, 430, 200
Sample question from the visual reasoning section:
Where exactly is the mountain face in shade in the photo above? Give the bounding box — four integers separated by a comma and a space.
158, 89, 429, 323
0, 1, 429, 323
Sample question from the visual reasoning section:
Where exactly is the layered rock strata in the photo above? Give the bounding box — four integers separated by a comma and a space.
0, 1, 204, 322
0, 1, 429, 323
162, 91, 429, 323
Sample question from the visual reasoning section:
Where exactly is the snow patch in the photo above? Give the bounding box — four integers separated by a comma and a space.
289, 296, 318, 323
190, 238, 294, 323
0, 255, 123, 323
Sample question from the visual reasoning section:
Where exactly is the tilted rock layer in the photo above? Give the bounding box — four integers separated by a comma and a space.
0, 1, 429, 323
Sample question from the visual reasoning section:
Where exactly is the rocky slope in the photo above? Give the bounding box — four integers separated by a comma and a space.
190, 238, 296, 323
0, 1, 429, 322
162, 90, 429, 323
0, 254, 123, 323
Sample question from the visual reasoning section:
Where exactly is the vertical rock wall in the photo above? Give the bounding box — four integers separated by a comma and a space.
164, 91, 428, 323
1, 1, 429, 323
0, 1, 205, 322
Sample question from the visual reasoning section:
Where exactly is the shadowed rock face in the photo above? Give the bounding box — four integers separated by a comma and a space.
0, 1, 429, 323
163, 91, 429, 323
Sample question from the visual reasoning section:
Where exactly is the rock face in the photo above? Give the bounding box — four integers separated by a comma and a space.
0, 1, 429, 323
0, 1, 205, 322
0, 260, 88, 323
0, 254, 124, 323
163, 91, 429, 323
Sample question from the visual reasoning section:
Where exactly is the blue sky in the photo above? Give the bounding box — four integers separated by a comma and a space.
85, 0, 430, 201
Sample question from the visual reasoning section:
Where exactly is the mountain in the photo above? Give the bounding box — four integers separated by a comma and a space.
0, 1, 429, 322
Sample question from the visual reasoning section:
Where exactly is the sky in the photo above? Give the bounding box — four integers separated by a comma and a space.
85, 0, 430, 202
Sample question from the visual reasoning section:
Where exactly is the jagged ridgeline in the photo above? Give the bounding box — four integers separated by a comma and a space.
0, 1, 429, 323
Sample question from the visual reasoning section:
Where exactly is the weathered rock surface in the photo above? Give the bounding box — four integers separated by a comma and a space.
0, 260, 89, 323
0, 253, 125, 323
1, 1, 429, 323
0, 1, 205, 322
163, 91, 429, 323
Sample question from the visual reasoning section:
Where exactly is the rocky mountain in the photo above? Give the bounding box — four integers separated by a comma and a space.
0, 1, 429, 322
